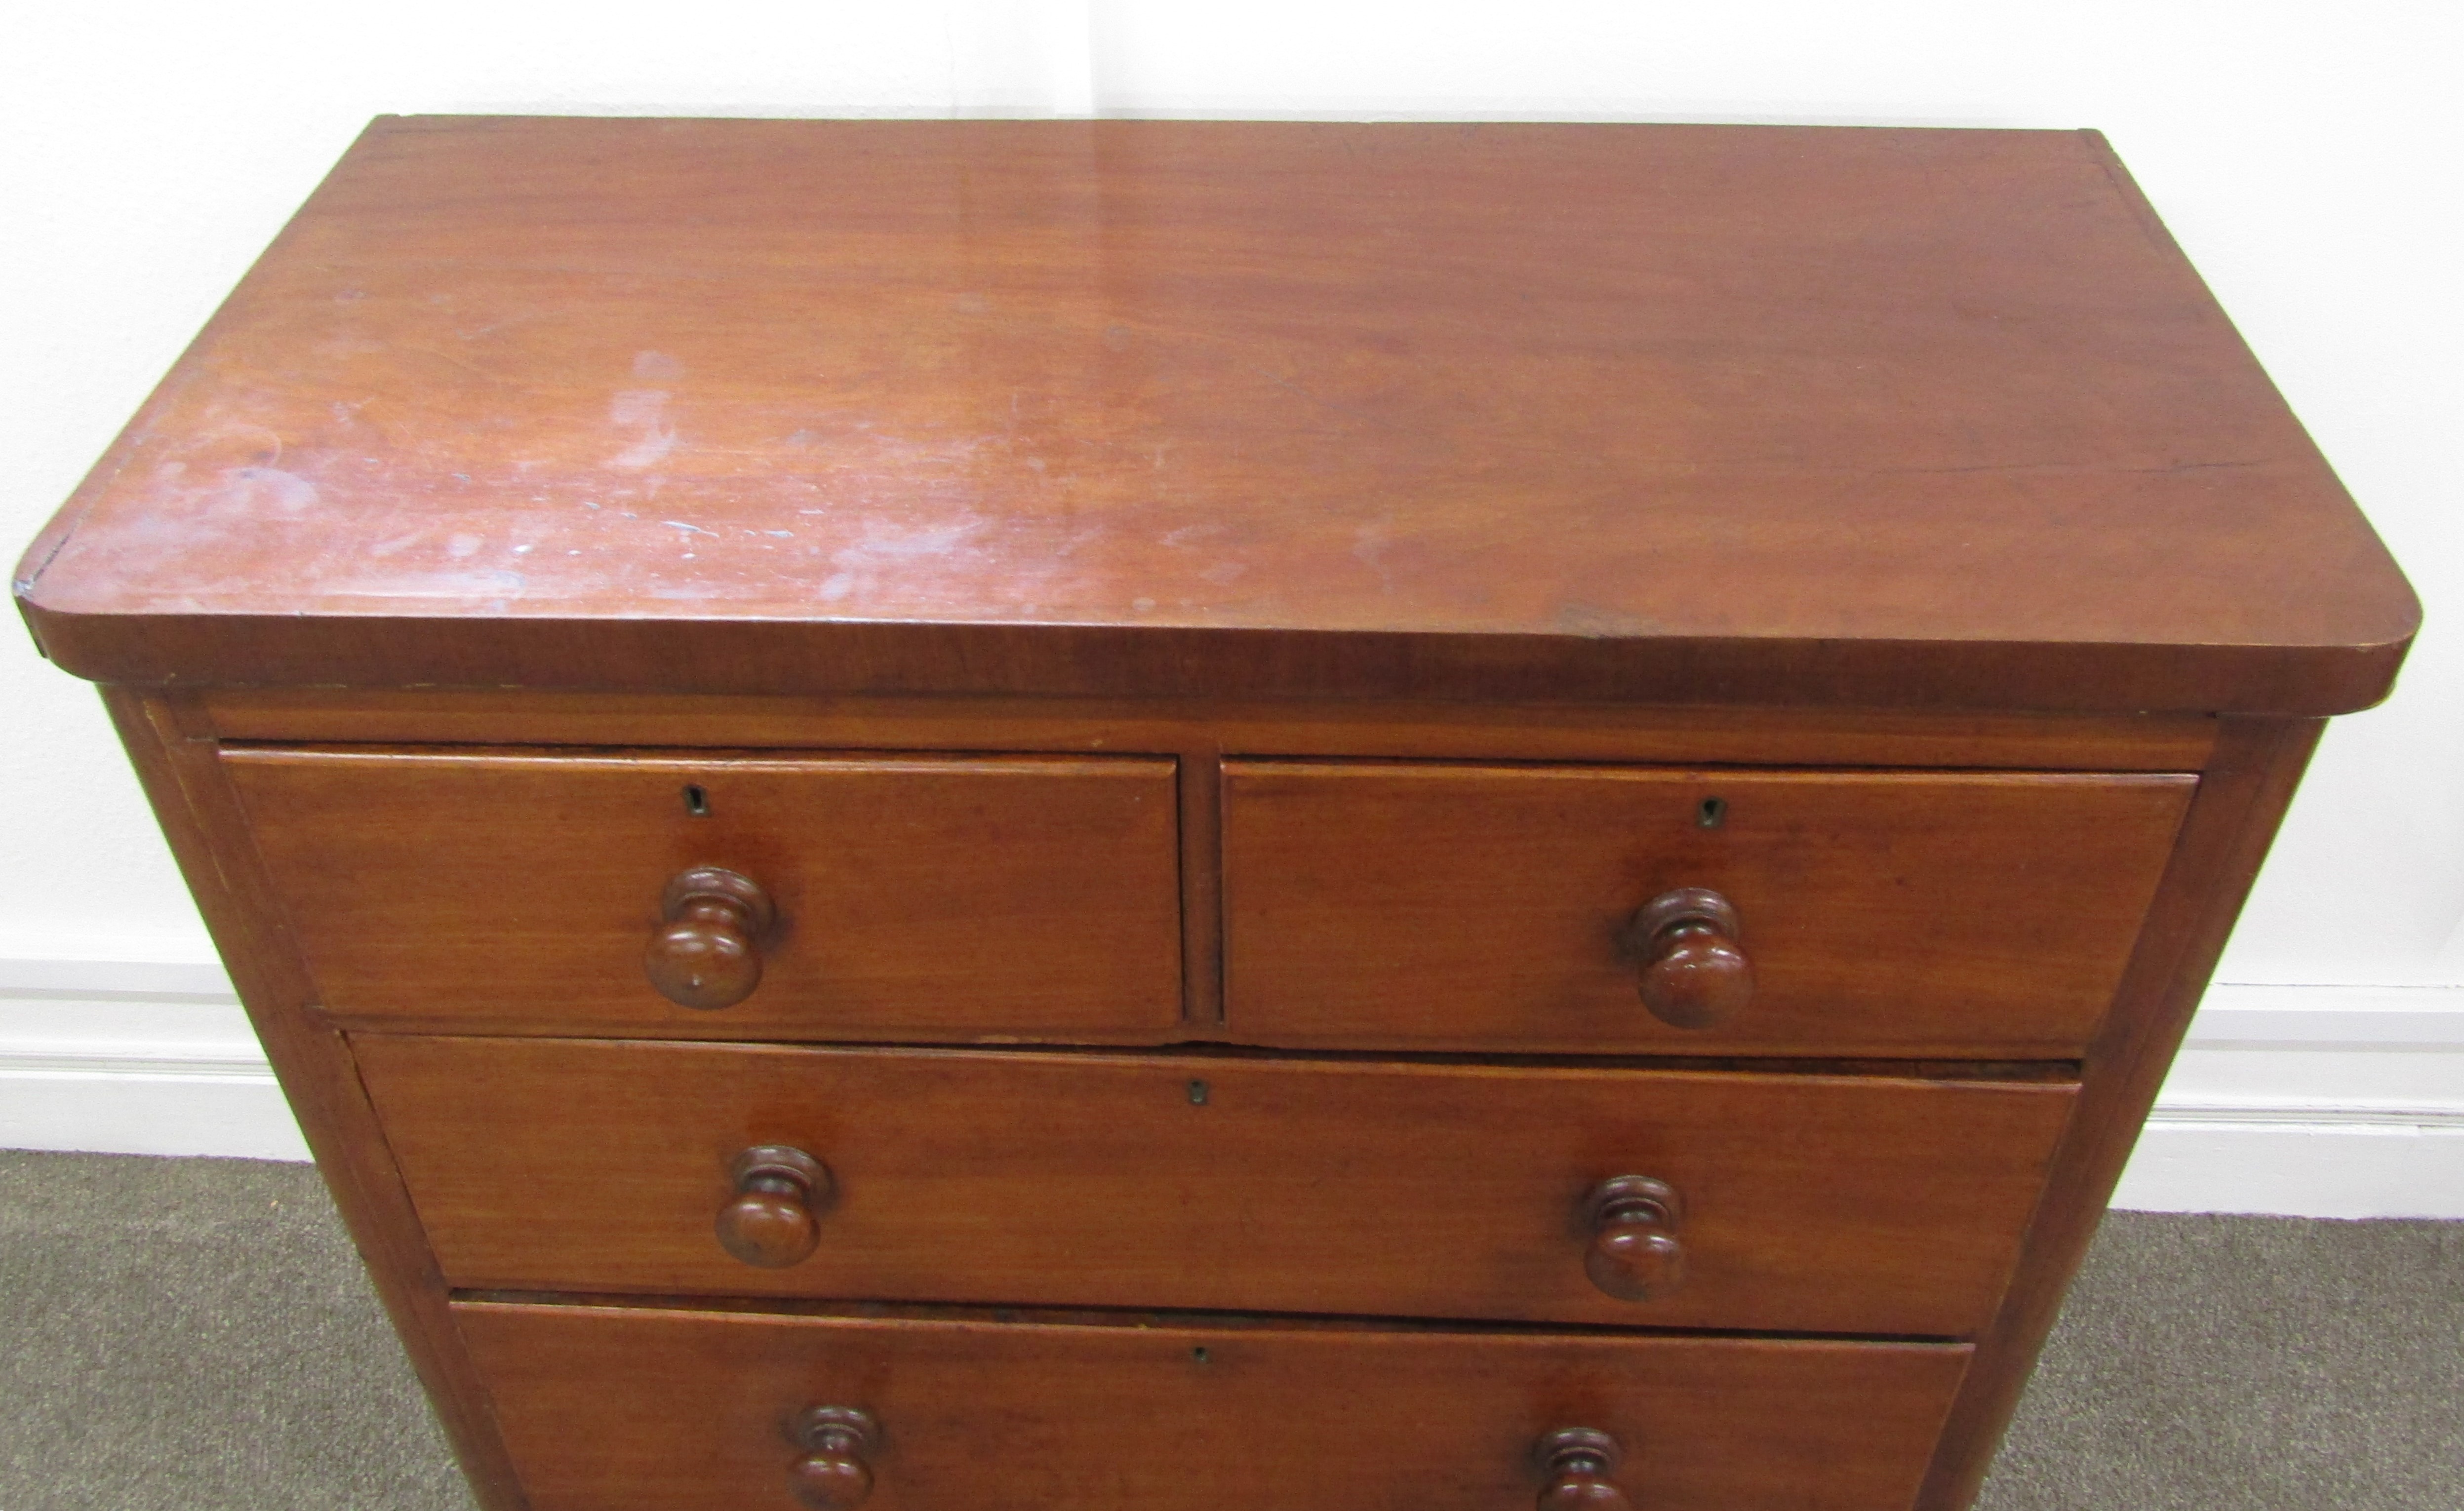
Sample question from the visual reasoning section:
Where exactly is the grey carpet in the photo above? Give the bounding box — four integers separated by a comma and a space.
0, 1151, 2456, 1510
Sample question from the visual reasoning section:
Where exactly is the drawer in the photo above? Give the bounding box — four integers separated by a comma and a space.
456, 1301, 1970, 1511
1223, 761, 2194, 1055
360, 1037, 2075, 1337
225, 747, 1182, 1037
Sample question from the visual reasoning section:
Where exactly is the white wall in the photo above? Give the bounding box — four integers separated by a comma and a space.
5, 1, 2458, 1212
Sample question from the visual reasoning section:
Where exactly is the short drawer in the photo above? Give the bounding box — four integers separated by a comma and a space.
1223, 761, 2194, 1055
225, 747, 1182, 1037
360, 1037, 2074, 1337
457, 1301, 1969, 1511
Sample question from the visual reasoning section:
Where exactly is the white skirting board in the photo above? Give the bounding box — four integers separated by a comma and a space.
0, 960, 309, 1162
2110, 983, 2464, 1217
3, 961, 2460, 1216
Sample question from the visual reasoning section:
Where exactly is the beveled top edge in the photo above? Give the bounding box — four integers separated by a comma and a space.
13, 599, 2417, 715
14, 116, 2420, 713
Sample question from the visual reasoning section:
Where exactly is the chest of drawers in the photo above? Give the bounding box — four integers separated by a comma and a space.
14, 117, 2415, 1511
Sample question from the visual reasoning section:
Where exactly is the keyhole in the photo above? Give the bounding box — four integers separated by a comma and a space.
683, 784, 711, 817
1697, 797, 1727, 829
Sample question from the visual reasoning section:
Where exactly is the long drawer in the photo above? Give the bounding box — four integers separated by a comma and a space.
360, 1037, 2074, 1337
225, 746, 1184, 1037
456, 1301, 1972, 1511
1223, 760, 2194, 1055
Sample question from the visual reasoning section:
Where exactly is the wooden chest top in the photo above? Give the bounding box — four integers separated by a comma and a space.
13, 116, 2415, 711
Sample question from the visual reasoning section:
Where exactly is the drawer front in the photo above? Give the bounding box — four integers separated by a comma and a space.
361, 1037, 2074, 1337
1223, 761, 2194, 1055
457, 1302, 1970, 1511
226, 748, 1182, 1037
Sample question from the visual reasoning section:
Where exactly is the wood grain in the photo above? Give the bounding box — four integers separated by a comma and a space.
199, 690, 2221, 773
16, 118, 2414, 713
14, 112, 2411, 1511
101, 693, 533, 1511
453, 1300, 1971, 1511
1915, 717, 2325, 1508
223, 747, 1182, 1037
1223, 762, 2194, 1056
358, 1037, 2074, 1338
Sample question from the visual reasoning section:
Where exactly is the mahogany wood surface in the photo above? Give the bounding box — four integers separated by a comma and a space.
1623, 888, 1754, 1030
453, 1301, 1970, 1511
358, 1036, 2074, 1338
715, 1146, 835, 1270
789, 1406, 882, 1511
1224, 762, 2193, 1056
1536, 1427, 1634, 1511
1914, 717, 2323, 1509
224, 747, 1183, 1036
1582, 1176, 1688, 1303
201, 690, 2221, 772
16, 119, 2414, 713
642, 865, 777, 1010
100, 694, 533, 1511
12, 113, 2416, 1511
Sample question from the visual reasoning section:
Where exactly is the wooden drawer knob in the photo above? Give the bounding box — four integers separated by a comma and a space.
1622, 887, 1752, 1029
1535, 1428, 1632, 1511
718, 1145, 832, 1268
1583, 1175, 1686, 1302
644, 865, 776, 1010
791, 1405, 880, 1510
